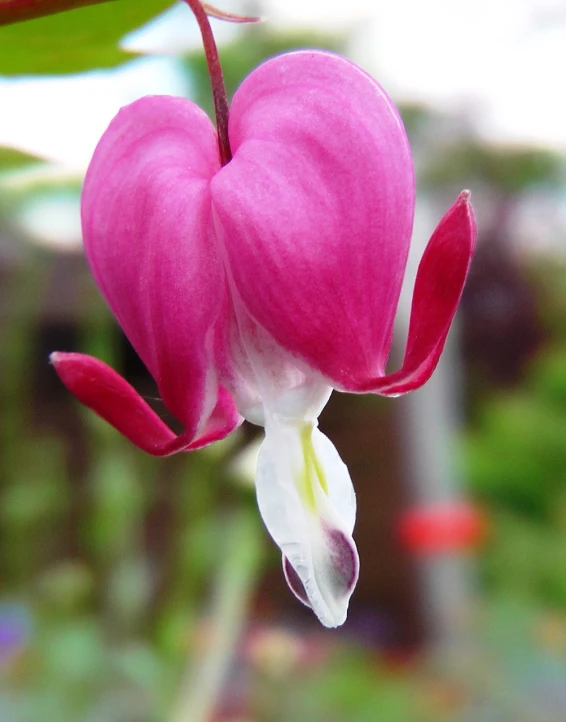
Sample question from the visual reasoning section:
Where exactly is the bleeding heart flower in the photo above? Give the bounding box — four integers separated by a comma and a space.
51, 0, 476, 627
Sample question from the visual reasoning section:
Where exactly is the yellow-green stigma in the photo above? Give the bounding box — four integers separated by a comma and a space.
298, 423, 329, 511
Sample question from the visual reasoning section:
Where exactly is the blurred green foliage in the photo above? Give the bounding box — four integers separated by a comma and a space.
422, 140, 563, 194
267, 652, 429, 722
0, 0, 174, 74
0, 147, 44, 174
464, 265, 566, 608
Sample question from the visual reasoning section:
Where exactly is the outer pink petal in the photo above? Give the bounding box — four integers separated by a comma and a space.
354, 191, 477, 395
82, 95, 226, 438
210, 50, 415, 388
50, 353, 242, 456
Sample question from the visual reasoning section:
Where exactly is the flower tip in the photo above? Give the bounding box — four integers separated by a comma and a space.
282, 526, 359, 628
49, 351, 66, 366
455, 189, 477, 241
455, 189, 476, 224
49, 351, 87, 373
49, 352, 98, 386
50, 351, 77, 369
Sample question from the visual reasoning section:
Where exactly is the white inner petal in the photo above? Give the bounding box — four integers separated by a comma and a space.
211, 216, 331, 426
230, 295, 331, 424
255, 418, 359, 628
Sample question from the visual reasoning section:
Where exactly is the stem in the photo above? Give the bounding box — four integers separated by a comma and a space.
169, 508, 263, 722
182, 0, 232, 166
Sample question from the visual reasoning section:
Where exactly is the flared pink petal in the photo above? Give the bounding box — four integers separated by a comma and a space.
354, 191, 477, 395
82, 95, 226, 438
211, 50, 415, 388
51, 353, 241, 455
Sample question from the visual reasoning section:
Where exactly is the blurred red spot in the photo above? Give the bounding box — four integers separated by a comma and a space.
398, 502, 487, 554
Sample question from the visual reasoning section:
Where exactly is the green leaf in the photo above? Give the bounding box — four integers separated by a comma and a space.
0, 0, 176, 75
0, 0, 111, 26
0, 145, 44, 171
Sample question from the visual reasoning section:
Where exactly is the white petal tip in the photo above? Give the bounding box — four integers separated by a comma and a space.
282, 524, 359, 629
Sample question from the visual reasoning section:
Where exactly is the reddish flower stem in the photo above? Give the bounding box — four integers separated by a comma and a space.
183, 0, 232, 166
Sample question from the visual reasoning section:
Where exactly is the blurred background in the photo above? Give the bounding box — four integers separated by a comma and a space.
1, 0, 566, 720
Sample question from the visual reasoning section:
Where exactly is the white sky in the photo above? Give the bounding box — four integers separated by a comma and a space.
0, 0, 565, 169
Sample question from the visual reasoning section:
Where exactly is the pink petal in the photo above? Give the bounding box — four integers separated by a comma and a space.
82, 95, 226, 439
186, 386, 243, 450
354, 191, 477, 395
211, 50, 415, 388
50, 353, 242, 456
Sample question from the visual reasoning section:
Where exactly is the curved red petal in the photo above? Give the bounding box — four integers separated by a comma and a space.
185, 386, 244, 450
51, 353, 241, 456
354, 190, 477, 395
82, 95, 226, 437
